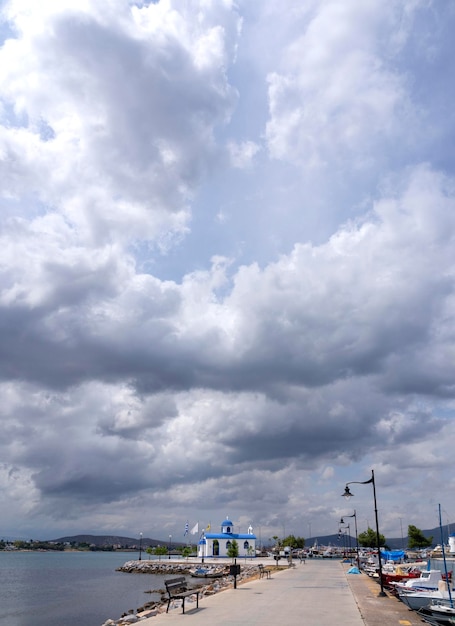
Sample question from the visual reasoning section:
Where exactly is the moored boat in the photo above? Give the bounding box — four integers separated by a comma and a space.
417, 603, 455, 625
398, 584, 455, 612
392, 569, 448, 594
382, 564, 423, 587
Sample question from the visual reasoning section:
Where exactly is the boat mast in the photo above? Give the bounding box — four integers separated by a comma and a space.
439, 503, 453, 608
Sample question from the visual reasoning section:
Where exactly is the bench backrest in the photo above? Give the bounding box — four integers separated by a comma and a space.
165, 576, 188, 595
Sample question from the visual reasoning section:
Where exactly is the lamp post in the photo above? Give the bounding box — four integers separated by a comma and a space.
342, 469, 386, 597
339, 524, 351, 561
340, 510, 360, 569
139, 532, 143, 561
338, 525, 347, 557
169, 535, 172, 559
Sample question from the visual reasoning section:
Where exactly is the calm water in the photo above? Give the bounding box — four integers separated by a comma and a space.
0, 551, 175, 626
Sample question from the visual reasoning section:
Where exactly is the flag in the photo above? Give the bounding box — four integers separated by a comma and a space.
184, 521, 189, 536
206, 523, 211, 531
190, 522, 199, 535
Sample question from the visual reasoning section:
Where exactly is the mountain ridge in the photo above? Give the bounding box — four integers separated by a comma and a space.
51, 522, 453, 550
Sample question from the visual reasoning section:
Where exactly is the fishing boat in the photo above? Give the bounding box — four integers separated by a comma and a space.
382, 564, 423, 587
398, 586, 455, 611
417, 602, 455, 625
392, 569, 448, 594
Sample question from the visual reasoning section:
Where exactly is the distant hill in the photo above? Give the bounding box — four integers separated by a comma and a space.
52, 534, 174, 548
308, 522, 452, 551
52, 522, 452, 551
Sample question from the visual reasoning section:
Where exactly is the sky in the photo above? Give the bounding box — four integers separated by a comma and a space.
0, 0, 454, 545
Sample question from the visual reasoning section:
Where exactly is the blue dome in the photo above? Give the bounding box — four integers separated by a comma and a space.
221, 518, 233, 527
199, 537, 206, 544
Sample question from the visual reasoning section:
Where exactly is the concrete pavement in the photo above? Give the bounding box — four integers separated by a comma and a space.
137, 558, 424, 626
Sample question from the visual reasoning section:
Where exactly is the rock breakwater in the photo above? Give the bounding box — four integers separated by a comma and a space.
116, 560, 196, 575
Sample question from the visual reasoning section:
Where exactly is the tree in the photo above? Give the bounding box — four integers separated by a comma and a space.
271, 535, 280, 549
282, 535, 305, 548
407, 525, 432, 549
227, 539, 239, 559
358, 527, 386, 548
153, 546, 168, 561
181, 546, 192, 560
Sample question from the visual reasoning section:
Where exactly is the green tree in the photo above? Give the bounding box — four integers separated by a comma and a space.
407, 525, 432, 549
358, 527, 386, 548
181, 546, 192, 560
282, 535, 305, 548
227, 539, 239, 559
153, 546, 168, 561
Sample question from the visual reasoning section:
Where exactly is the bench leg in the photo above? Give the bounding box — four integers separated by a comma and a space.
166, 599, 171, 613
182, 597, 185, 614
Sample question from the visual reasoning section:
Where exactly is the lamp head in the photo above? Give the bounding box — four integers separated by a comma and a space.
342, 485, 353, 499
339, 517, 344, 524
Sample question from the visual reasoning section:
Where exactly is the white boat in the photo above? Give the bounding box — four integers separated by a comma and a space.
392, 569, 446, 593
399, 584, 454, 611
417, 602, 455, 625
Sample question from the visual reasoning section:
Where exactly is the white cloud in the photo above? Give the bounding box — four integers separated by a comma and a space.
0, 0, 455, 542
0, 0, 241, 246
227, 139, 260, 168
265, 0, 419, 168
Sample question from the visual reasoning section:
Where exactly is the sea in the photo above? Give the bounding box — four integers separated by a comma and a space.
0, 551, 176, 626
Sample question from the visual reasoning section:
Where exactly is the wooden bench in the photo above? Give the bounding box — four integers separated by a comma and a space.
165, 576, 200, 614
258, 564, 271, 579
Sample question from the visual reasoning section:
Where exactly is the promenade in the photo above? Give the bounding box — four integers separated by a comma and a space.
139, 558, 425, 626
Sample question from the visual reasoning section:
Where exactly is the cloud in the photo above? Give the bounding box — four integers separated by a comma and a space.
265, 0, 419, 169
0, 0, 241, 247
0, 0, 454, 541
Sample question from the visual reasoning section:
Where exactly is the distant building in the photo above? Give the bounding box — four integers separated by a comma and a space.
198, 518, 256, 558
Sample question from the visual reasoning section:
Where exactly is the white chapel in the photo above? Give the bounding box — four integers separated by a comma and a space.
198, 517, 257, 558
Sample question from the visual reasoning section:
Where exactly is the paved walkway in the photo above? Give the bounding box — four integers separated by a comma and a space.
138, 558, 425, 626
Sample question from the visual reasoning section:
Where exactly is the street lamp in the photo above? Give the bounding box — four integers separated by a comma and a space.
139, 532, 143, 561
169, 534, 172, 559
339, 524, 351, 561
340, 510, 360, 569
338, 525, 347, 557
342, 469, 386, 597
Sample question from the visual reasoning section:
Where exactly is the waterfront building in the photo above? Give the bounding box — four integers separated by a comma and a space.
197, 517, 256, 558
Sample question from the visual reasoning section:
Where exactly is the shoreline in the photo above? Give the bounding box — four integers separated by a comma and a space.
104, 559, 282, 625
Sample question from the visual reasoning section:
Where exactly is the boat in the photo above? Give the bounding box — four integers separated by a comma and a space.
417, 603, 455, 625
190, 567, 225, 579
398, 582, 455, 611
382, 564, 423, 587
392, 569, 447, 594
